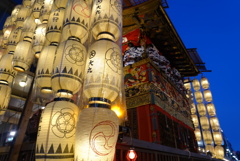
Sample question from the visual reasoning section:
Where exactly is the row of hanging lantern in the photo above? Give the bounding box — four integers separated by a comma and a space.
185, 77, 224, 159
0, 0, 128, 161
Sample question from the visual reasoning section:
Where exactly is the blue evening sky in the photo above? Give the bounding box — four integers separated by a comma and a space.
166, 0, 240, 151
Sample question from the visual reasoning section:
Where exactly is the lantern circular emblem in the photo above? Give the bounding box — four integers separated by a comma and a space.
65, 44, 85, 66
105, 47, 121, 74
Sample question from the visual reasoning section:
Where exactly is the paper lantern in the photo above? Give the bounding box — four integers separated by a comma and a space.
206, 103, 216, 116
215, 146, 224, 160
213, 131, 222, 145
203, 90, 212, 102
83, 40, 122, 102
192, 79, 200, 91
75, 107, 119, 161
23, 0, 35, 7
91, 0, 122, 41
11, 5, 22, 22
0, 48, 6, 60
3, 17, 14, 34
205, 145, 215, 156
191, 115, 199, 127
2, 26, 15, 47
194, 128, 202, 141
61, 0, 91, 43
45, 8, 65, 45
0, 53, 17, 85
197, 103, 206, 116
202, 130, 213, 145
183, 79, 191, 90
190, 103, 196, 114
35, 43, 58, 94
32, 23, 47, 58
6, 28, 22, 54
16, 7, 31, 28
21, 14, 37, 42
0, 84, 11, 115
51, 38, 86, 96
39, 0, 54, 23
194, 91, 203, 103
52, 0, 68, 9
32, 1, 43, 19
126, 148, 137, 161
13, 40, 34, 72
36, 98, 79, 160
200, 77, 209, 89
210, 117, 220, 131
200, 116, 210, 130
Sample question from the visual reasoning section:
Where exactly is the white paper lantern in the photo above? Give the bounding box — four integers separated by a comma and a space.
32, 23, 47, 58
23, 0, 35, 7
213, 131, 222, 145
40, 0, 54, 23
0, 84, 11, 115
16, 7, 31, 28
21, 14, 37, 42
52, 0, 68, 9
202, 130, 213, 145
192, 79, 200, 91
83, 40, 122, 102
13, 40, 34, 72
91, 0, 122, 41
35, 44, 57, 93
200, 116, 210, 130
197, 103, 206, 116
206, 103, 216, 116
191, 115, 199, 127
200, 77, 209, 89
205, 145, 215, 155
75, 107, 119, 161
210, 117, 220, 131
52, 38, 86, 96
45, 8, 65, 45
194, 91, 203, 103
190, 103, 196, 114
36, 98, 79, 161
6, 28, 22, 54
3, 17, 14, 34
203, 90, 212, 102
61, 0, 91, 43
11, 5, 23, 22
0, 53, 17, 85
194, 128, 202, 141
32, 1, 43, 19
215, 146, 224, 160
2, 26, 15, 47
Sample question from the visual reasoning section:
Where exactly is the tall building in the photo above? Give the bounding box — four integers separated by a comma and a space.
0, 0, 231, 161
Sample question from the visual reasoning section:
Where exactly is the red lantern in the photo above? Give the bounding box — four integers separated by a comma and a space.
126, 148, 137, 161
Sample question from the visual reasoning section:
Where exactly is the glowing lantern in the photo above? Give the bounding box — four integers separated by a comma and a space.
215, 146, 224, 160
206, 103, 216, 116
52, 0, 68, 9
2, 26, 15, 47
83, 40, 122, 101
200, 116, 210, 130
23, 0, 35, 7
200, 77, 209, 89
203, 90, 212, 102
11, 5, 22, 22
36, 98, 79, 160
51, 37, 86, 96
45, 8, 65, 45
194, 91, 203, 103
61, 0, 91, 43
3, 17, 14, 34
39, 0, 54, 23
75, 105, 119, 161
32, 1, 43, 19
0, 84, 11, 115
191, 115, 199, 127
16, 7, 31, 28
192, 79, 200, 91
126, 148, 137, 161
13, 40, 34, 72
21, 14, 37, 41
194, 128, 202, 141
35, 43, 57, 94
91, 0, 122, 41
32, 23, 47, 58
6, 28, 22, 54
190, 103, 196, 114
213, 131, 222, 145
184, 79, 191, 90
210, 117, 220, 131
0, 53, 17, 85
197, 103, 206, 116
205, 145, 215, 156
202, 130, 213, 145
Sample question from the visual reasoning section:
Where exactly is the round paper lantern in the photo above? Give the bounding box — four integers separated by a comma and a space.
200, 77, 209, 89
215, 146, 224, 160
197, 103, 206, 116
45, 8, 65, 45
3, 17, 14, 34
75, 107, 119, 161
91, 0, 122, 41
0, 84, 11, 115
194, 91, 203, 103
200, 116, 210, 130
36, 98, 79, 161
192, 79, 200, 91
61, 0, 91, 43
83, 39, 122, 102
6, 28, 22, 54
2, 26, 15, 47
183, 79, 191, 90
203, 90, 212, 102
23, 0, 35, 7
210, 117, 220, 131
32, 1, 43, 19
206, 103, 216, 116
202, 130, 213, 145
0, 53, 17, 85
21, 14, 37, 42
35, 43, 58, 94
11, 5, 22, 22
52, 0, 68, 9
32, 23, 47, 58
190, 103, 196, 114
39, 0, 54, 23
0, 48, 6, 60
51, 37, 86, 96
213, 131, 222, 145
205, 145, 215, 156
191, 115, 199, 127
16, 7, 31, 28
194, 128, 202, 141
13, 40, 34, 72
